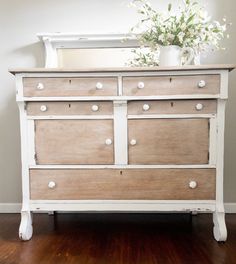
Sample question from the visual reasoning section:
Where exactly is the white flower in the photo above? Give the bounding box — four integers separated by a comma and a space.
188, 28, 195, 36
127, 2, 137, 8
214, 21, 221, 27
178, 32, 185, 43
128, 0, 230, 59
166, 33, 175, 41
181, 23, 187, 31
199, 10, 211, 22
221, 25, 227, 31
158, 34, 165, 42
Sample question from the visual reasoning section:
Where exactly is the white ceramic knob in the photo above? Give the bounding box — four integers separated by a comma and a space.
189, 181, 198, 189
48, 181, 56, 189
195, 103, 204, 111
96, 82, 103, 90
137, 82, 145, 89
91, 105, 99, 112
130, 139, 137, 146
143, 104, 150, 111
198, 80, 206, 88
40, 105, 47, 112
37, 83, 44, 90
105, 138, 112, 145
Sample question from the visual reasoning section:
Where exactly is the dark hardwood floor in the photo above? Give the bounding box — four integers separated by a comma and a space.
0, 213, 236, 264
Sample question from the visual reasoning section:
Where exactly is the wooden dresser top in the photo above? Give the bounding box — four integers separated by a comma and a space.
9, 64, 235, 74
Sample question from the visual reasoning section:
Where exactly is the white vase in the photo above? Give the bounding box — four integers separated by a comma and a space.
193, 52, 201, 65
159, 45, 194, 67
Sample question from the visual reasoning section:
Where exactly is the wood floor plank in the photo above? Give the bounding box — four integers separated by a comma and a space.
0, 213, 236, 264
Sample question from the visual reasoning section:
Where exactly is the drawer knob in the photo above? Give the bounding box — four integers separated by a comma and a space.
96, 82, 103, 90
189, 181, 198, 189
37, 83, 44, 90
105, 138, 112, 145
137, 82, 145, 89
130, 139, 137, 146
91, 105, 99, 112
40, 105, 47, 112
143, 104, 150, 111
48, 181, 56, 189
195, 103, 204, 111
198, 80, 206, 88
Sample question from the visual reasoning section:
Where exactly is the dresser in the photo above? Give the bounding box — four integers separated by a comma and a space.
10, 65, 235, 241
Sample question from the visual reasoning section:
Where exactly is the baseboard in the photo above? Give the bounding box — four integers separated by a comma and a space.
0, 203, 21, 213
225, 203, 236, 214
0, 203, 236, 213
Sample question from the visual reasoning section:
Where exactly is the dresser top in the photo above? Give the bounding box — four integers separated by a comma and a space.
9, 64, 235, 74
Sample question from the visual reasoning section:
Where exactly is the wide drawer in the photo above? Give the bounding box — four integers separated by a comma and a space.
30, 169, 216, 200
128, 100, 217, 115
23, 77, 118, 97
123, 75, 220, 96
27, 101, 113, 115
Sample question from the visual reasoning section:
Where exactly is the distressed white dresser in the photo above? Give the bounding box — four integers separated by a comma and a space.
10, 65, 234, 241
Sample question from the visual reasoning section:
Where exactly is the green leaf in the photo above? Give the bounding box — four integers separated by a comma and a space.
187, 14, 195, 24
168, 3, 172, 12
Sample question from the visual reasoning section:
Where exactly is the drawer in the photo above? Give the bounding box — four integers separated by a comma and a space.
23, 77, 118, 97
128, 100, 217, 115
128, 119, 209, 165
35, 120, 114, 165
27, 101, 113, 116
30, 169, 216, 200
123, 75, 220, 96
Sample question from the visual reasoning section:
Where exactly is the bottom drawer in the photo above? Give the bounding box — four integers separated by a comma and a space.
30, 169, 215, 200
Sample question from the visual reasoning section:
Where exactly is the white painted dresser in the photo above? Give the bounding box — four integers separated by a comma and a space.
10, 64, 234, 241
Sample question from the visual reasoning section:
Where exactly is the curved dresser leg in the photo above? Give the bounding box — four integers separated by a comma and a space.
213, 211, 227, 242
19, 211, 33, 241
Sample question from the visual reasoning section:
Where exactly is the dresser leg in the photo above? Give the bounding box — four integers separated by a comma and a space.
191, 211, 198, 216
48, 211, 55, 215
213, 211, 227, 242
19, 211, 33, 241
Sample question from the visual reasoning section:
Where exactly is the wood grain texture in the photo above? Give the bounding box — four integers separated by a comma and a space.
128, 100, 217, 115
123, 75, 220, 96
9, 63, 236, 74
2, 213, 236, 264
128, 119, 209, 164
30, 168, 215, 200
23, 77, 118, 97
35, 120, 114, 165
27, 101, 113, 116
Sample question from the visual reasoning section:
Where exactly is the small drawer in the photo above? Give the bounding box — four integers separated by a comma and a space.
123, 75, 220, 96
128, 100, 217, 115
30, 169, 216, 200
23, 77, 118, 97
27, 101, 113, 116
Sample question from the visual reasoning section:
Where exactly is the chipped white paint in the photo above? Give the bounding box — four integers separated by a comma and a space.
13, 36, 233, 241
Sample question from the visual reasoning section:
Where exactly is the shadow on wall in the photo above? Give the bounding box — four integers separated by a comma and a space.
0, 92, 22, 202
11, 41, 45, 68
0, 40, 45, 202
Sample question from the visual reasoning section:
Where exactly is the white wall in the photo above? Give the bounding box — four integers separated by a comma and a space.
0, 0, 235, 204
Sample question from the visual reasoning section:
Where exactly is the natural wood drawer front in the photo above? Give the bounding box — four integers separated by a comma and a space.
128, 100, 217, 115
128, 119, 209, 165
123, 75, 220, 96
23, 77, 118, 97
35, 120, 114, 165
27, 101, 113, 116
30, 169, 216, 200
